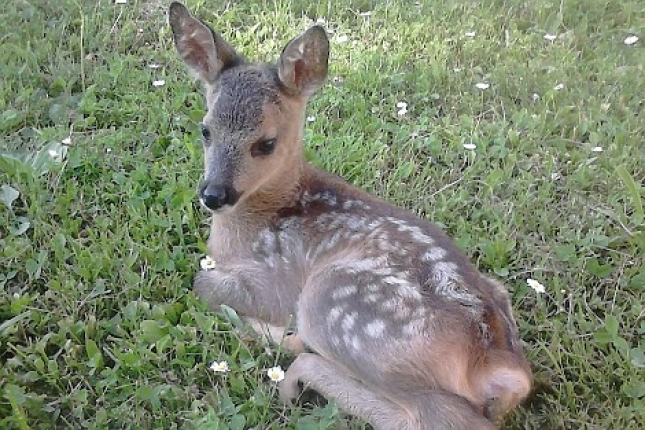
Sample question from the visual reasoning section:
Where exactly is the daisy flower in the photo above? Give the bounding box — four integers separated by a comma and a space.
209, 361, 229, 373
527, 279, 546, 294
200, 255, 216, 270
266, 366, 285, 383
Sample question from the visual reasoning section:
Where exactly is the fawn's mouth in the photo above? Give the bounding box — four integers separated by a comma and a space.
198, 198, 239, 215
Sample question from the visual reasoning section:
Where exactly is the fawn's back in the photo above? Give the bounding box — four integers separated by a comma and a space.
169, 3, 531, 429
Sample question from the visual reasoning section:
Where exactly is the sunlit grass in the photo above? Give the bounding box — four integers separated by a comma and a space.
1, 0, 644, 428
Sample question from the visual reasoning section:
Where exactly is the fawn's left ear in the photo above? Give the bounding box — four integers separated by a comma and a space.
277, 26, 330, 97
168, 2, 241, 84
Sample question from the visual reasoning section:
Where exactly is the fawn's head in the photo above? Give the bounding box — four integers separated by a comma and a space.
169, 2, 329, 213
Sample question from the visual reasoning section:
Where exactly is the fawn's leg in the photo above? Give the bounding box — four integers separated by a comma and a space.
194, 264, 300, 320
194, 266, 302, 351
194, 268, 260, 316
281, 353, 496, 430
280, 353, 410, 430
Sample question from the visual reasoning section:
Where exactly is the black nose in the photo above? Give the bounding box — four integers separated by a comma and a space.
199, 183, 238, 211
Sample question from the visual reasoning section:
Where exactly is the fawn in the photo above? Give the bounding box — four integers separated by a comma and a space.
168, 2, 531, 429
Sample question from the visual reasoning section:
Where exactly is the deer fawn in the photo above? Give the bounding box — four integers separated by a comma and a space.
168, 2, 531, 429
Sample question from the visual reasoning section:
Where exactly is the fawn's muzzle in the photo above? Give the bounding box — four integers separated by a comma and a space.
199, 183, 239, 211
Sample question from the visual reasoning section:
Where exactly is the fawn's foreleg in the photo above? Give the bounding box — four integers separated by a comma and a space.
194, 269, 262, 317
194, 268, 304, 353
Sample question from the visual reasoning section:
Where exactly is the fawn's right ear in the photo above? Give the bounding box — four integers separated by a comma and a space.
277, 26, 330, 97
168, 2, 240, 84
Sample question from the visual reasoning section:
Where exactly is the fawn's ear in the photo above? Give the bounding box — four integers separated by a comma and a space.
278, 26, 329, 97
168, 2, 240, 84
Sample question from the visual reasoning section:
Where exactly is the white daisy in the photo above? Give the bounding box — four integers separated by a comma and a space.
266, 366, 285, 382
200, 255, 216, 270
624, 35, 639, 45
209, 361, 230, 373
396, 101, 408, 116
48, 149, 62, 161
336, 34, 349, 43
527, 279, 546, 294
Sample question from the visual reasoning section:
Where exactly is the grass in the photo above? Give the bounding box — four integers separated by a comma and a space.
1, 0, 644, 428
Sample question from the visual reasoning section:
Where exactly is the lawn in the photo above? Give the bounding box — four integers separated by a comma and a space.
1, 0, 644, 428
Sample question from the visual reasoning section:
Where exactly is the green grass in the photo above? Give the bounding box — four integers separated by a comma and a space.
1, 0, 644, 428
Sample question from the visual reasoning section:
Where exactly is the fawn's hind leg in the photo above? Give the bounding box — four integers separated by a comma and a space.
281, 353, 495, 430
280, 353, 410, 430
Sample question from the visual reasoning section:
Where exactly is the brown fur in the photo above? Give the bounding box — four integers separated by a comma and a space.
168, 3, 532, 429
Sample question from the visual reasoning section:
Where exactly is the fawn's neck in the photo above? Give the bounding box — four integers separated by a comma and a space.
207, 148, 309, 256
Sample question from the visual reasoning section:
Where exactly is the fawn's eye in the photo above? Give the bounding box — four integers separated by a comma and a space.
200, 125, 211, 142
251, 138, 277, 157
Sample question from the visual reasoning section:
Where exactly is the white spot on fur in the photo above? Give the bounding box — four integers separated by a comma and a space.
316, 229, 351, 255
332, 285, 357, 300
251, 241, 261, 253
399, 284, 423, 301
392, 222, 433, 244
341, 312, 357, 331
264, 255, 277, 268
382, 276, 423, 300
412, 231, 433, 244
341, 333, 361, 351
381, 296, 401, 311
422, 247, 447, 262
365, 293, 382, 303
402, 321, 418, 336
320, 191, 338, 206
394, 304, 412, 319
342, 200, 371, 211
346, 216, 367, 230
328, 307, 343, 325
344, 257, 388, 274
365, 319, 386, 338
383, 276, 408, 287
432, 261, 459, 286
351, 335, 361, 351
367, 284, 381, 293
252, 228, 276, 255
372, 267, 396, 277
367, 218, 386, 229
